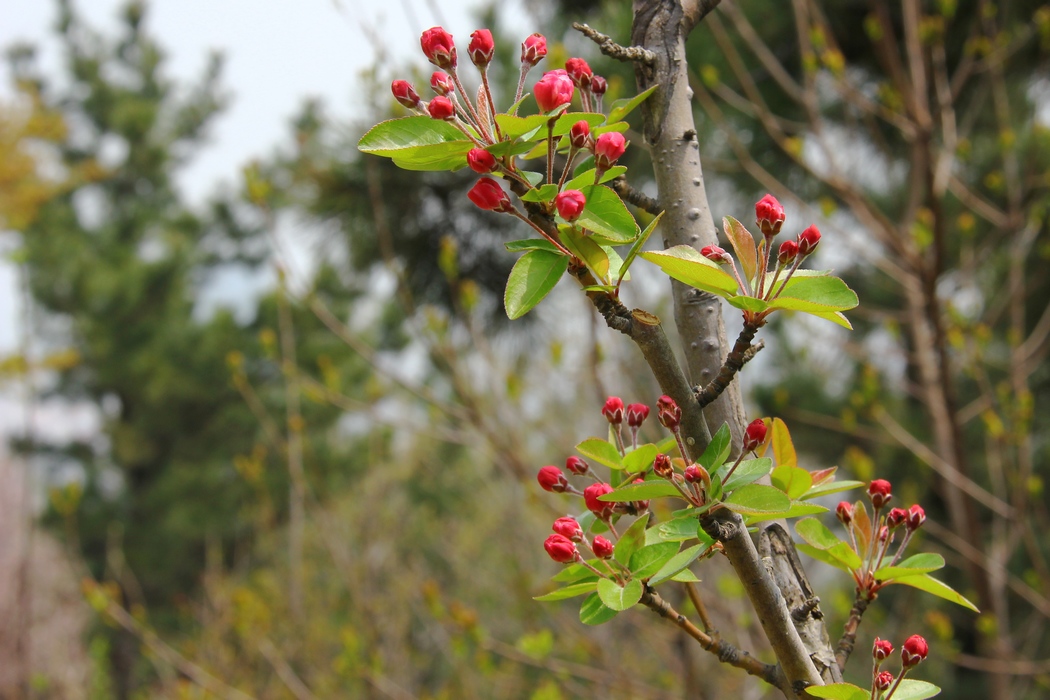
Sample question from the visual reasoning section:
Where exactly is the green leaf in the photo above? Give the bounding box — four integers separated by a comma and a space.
725, 295, 771, 313
607, 84, 659, 123
614, 517, 649, 565
770, 417, 796, 468
876, 552, 945, 579
768, 275, 859, 313
721, 458, 773, 491
891, 680, 942, 700
722, 484, 790, 515
804, 683, 869, 700
700, 423, 734, 471
657, 516, 703, 542
599, 480, 681, 502
597, 578, 644, 611
796, 543, 857, 574
743, 501, 828, 524
891, 574, 980, 612
640, 246, 739, 296
649, 543, 710, 585
671, 569, 701, 582
579, 592, 619, 625
496, 112, 606, 141
805, 310, 854, 329
505, 238, 562, 254
623, 444, 658, 473
795, 517, 848, 550
563, 166, 627, 192
723, 216, 758, 284
603, 244, 628, 284
577, 185, 639, 244
629, 542, 681, 579
520, 184, 560, 202
561, 226, 611, 281
358, 116, 468, 156
575, 437, 623, 470
504, 250, 568, 319
534, 581, 598, 601
770, 465, 813, 499
550, 561, 600, 584
618, 211, 662, 284
800, 479, 865, 500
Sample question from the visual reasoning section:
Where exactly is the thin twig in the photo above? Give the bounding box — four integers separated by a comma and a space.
572, 23, 655, 64
834, 592, 872, 670
695, 322, 760, 409
609, 175, 661, 215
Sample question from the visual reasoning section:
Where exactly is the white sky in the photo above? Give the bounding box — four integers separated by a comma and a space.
0, 0, 531, 438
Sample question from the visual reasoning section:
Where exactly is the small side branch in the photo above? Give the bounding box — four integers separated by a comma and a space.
641, 585, 782, 690
573, 23, 656, 65
609, 176, 661, 215
695, 323, 761, 409
834, 592, 873, 670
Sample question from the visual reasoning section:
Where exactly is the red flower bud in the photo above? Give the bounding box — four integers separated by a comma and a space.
878, 525, 890, 543
583, 482, 614, 518
701, 245, 732, 265
467, 148, 498, 174
798, 225, 821, 256
778, 239, 799, 266
534, 69, 575, 113
656, 395, 682, 431
906, 504, 926, 531
873, 637, 894, 662
868, 479, 892, 509
684, 465, 704, 483
543, 533, 578, 563
653, 453, 674, 478
602, 396, 624, 425
594, 132, 627, 169
565, 455, 589, 475
421, 26, 457, 70
626, 403, 650, 429
537, 465, 568, 493
552, 516, 583, 541
391, 79, 421, 109
743, 418, 768, 452
836, 501, 854, 525
427, 95, 456, 121
902, 634, 929, 667
875, 671, 894, 692
592, 535, 614, 559
430, 71, 455, 96
521, 33, 547, 66
755, 193, 785, 237
569, 120, 591, 150
887, 507, 908, 529
467, 177, 513, 213
590, 75, 607, 97
555, 189, 587, 222
565, 57, 593, 89
468, 29, 495, 68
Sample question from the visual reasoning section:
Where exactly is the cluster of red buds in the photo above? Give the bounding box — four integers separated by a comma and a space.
869, 635, 929, 698
700, 194, 823, 323
391, 27, 627, 259
835, 479, 927, 598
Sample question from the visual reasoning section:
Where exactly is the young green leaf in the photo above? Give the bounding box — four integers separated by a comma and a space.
768, 275, 859, 313
622, 444, 658, 473
358, 116, 468, 156
575, 437, 623, 469
504, 250, 568, 319
606, 84, 659, 123
534, 581, 598, 601
599, 480, 681, 502
505, 238, 562, 254
800, 479, 865, 500
700, 423, 734, 471
770, 465, 813, 499
770, 417, 797, 468
892, 574, 980, 611
657, 516, 703, 542
563, 165, 627, 192
743, 501, 828, 525
640, 246, 739, 295
577, 185, 639, 244
628, 542, 681, 579
876, 553, 946, 580
721, 458, 773, 491
796, 543, 858, 574
890, 680, 942, 699
520, 184, 560, 203
649, 543, 710, 585
597, 578, 644, 612
613, 517, 649, 565
561, 226, 611, 282
579, 592, 619, 625
617, 211, 663, 285
722, 484, 791, 515
804, 683, 869, 700
723, 216, 758, 283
